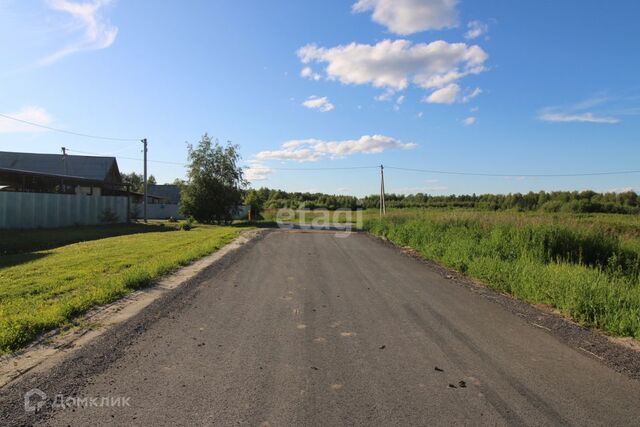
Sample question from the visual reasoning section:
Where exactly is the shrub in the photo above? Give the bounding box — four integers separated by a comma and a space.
181, 217, 195, 231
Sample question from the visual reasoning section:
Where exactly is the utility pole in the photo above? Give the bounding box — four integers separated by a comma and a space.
380, 164, 386, 217
142, 138, 148, 223
61, 147, 67, 191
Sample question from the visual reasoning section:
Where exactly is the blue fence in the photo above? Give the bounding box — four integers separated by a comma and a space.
0, 192, 128, 229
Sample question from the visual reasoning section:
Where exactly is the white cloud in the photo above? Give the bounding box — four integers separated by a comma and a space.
470, 106, 479, 112
375, 89, 396, 102
393, 95, 405, 111
424, 83, 460, 104
0, 106, 53, 133
464, 20, 488, 39
38, 0, 118, 66
256, 135, 417, 162
424, 85, 481, 104
301, 66, 321, 81
462, 87, 482, 102
302, 96, 335, 112
462, 116, 476, 126
538, 94, 623, 124
245, 161, 273, 181
417, 111, 424, 118
298, 39, 487, 100
352, 0, 459, 35
538, 112, 620, 124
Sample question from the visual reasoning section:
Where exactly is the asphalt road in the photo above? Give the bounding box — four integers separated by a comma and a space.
4, 229, 640, 425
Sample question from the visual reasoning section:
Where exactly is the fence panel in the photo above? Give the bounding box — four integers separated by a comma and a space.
0, 192, 128, 229
133, 203, 183, 220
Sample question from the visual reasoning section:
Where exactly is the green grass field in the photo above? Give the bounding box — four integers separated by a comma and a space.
0, 223, 242, 354
363, 209, 640, 338
0, 222, 175, 256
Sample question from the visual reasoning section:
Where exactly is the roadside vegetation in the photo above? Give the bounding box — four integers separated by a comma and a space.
361, 190, 639, 214
180, 135, 246, 224
363, 209, 640, 339
0, 223, 172, 256
0, 223, 242, 354
245, 188, 639, 215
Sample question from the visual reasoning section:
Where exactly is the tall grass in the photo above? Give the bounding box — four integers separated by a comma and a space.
364, 210, 640, 338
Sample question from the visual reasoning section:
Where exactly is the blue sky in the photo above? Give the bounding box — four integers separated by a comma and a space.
1, 0, 639, 197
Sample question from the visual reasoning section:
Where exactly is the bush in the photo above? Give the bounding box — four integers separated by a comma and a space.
181, 217, 195, 231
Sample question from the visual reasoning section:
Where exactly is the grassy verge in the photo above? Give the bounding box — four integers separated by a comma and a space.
0, 222, 174, 256
363, 209, 640, 339
0, 224, 243, 354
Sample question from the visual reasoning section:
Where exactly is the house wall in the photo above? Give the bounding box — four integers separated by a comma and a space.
0, 192, 128, 229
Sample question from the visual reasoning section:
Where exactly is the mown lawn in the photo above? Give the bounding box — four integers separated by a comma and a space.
0, 222, 174, 256
364, 209, 640, 339
0, 224, 243, 354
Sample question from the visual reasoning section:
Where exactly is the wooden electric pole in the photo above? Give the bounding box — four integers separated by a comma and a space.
61, 147, 67, 190
380, 164, 386, 217
142, 138, 148, 223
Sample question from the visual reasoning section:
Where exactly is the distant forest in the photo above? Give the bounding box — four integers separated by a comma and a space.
246, 188, 640, 214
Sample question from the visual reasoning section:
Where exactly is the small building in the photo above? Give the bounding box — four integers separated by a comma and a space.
147, 184, 181, 205
0, 151, 130, 229
133, 184, 184, 220
0, 151, 124, 196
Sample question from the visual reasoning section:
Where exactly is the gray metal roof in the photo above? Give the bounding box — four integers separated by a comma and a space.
148, 185, 181, 204
0, 151, 121, 183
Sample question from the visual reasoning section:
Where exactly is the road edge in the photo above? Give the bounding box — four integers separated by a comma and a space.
0, 228, 266, 389
364, 232, 640, 381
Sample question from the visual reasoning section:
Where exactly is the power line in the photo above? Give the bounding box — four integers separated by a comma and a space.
385, 166, 640, 178
119, 156, 186, 166
62, 149, 640, 177
0, 112, 140, 142
270, 166, 379, 171
65, 149, 186, 166
3, 109, 636, 178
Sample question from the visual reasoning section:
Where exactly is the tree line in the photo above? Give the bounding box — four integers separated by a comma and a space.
243, 188, 359, 212
363, 191, 639, 214
246, 188, 639, 214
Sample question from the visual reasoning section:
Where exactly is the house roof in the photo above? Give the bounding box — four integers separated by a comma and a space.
148, 185, 181, 204
0, 151, 121, 184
